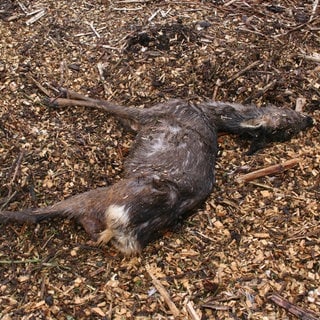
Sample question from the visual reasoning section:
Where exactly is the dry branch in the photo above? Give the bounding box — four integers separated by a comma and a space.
236, 158, 300, 183
225, 60, 260, 84
146, 265, 180, 317
269, 293, 319, 320
1, 150, 25, 210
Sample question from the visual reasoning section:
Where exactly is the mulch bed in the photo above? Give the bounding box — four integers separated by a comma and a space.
0, 0, 319, 319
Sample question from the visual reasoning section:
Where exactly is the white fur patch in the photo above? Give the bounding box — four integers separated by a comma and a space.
106, 204, 129, 226
146, 134, 166, 156
151, 135, 165, 152
146, 126, 180, 157
169, 125, 181, 134
102, 204, 141, 254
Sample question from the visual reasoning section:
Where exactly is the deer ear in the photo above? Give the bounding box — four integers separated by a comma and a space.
119, 119, 141, 132
240, 115, 273, 129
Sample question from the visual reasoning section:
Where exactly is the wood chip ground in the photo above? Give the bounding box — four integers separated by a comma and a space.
0, 0, 319, 319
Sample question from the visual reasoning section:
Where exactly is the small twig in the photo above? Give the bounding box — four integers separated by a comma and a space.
25, 9, 46, 25
273, 16, 320, 38
212, 78, 222, 100
310, 0, 319, 21
223, 0, 238, 6
9, 150, 25, 186
0, 259, 40, 264
0, 191, 17, 211
1, 150, 25, 210
112, 7, 143, 11
17, 1, 28, 14
195, 231, 216, 243
236, 158, 300, 183
269, 293, 319, 320
238, 27, 268, 38
202, 303, 231, 311
148, 8, 161, 22
186, 301, 201, 320
244, 79, 277, 103
29, 76, 51, 97
101, 45, 121, 52
247, 181, 275, 190
0, 258, 55, 266
74, 26, 107, 37
115, 0, 150, 3
26, 8, 44, 17
225, 60, 260, 84
146, 265, 180, 317
85, 21, 101, 38
299, 53, 320, 64
284, 226, 320, 243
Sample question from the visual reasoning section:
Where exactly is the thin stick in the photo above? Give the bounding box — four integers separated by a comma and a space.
112, 7, 143, 11
212, 78, 222, 100
1, 150, 25, 210
116, 0, 150, 3
269, 293, 319, 320
244, 79, 277, 102
236, 158, 300, 183
29, 76, 51, 97
202, 303, 231, 311
310, 0, 319, 21
86, 21, 101, 38
25, 9, 46, 25
274, 16, 320, 38
225, 60, 260, 84
9, 150, 25, 186
299, 53, 320, 63
146, 265, 180, 317
224, 0, 237, 6
186, 301, 201, 320
0, 191, 17, 211
75, 26, 107, 37
148, 8, 161, 22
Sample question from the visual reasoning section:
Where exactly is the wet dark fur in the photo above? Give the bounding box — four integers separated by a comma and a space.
0, 95, 313, 254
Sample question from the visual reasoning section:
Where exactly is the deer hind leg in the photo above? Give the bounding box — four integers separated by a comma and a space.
97, 204, 141, 255
77, 214, 107, 242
